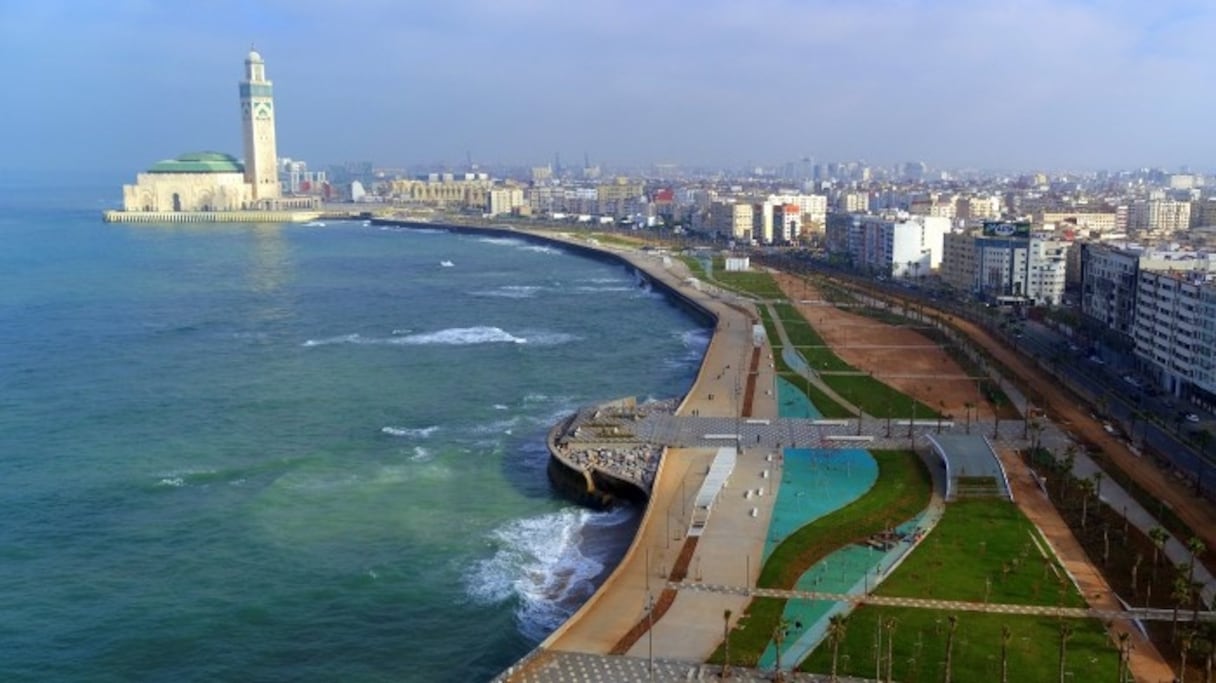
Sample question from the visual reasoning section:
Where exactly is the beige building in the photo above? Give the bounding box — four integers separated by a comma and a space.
390, 176, 493, 208
1037, 211, 1117, 233
710, 201, 756, 240
487, 187, 525, 216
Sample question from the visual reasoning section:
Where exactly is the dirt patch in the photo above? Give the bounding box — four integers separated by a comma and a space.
771, 272, 993, 421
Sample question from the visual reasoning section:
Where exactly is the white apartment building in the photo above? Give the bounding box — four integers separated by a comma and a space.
844, 213, 949, 278
1133, 270, 1216, 403
940, 223, 1069, 305
772, 204, 802, 243
1082, 244, 1216, 341
768, 193, 828, 228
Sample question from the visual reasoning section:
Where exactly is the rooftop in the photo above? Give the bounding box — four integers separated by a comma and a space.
148, 152, 244, 174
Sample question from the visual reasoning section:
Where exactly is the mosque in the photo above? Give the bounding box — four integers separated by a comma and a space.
107, 50, 319, 222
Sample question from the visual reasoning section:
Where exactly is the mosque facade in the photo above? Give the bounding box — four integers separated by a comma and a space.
113, 51, 318, 219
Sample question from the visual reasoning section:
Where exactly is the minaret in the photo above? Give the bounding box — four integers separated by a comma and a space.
239, 49, 280, 200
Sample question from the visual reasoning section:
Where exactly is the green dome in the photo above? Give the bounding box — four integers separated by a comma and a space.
148, 152, 244, 174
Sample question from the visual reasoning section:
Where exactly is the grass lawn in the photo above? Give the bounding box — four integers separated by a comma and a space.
757, 306, 851, 418
798, 500, 1116, 681
876, 499, 1085, 608
715, 451, 932, 666
679, 255, 709, 280
800, 609, 1118, 682
715, 268, 787, 299
769, 303, 940, 419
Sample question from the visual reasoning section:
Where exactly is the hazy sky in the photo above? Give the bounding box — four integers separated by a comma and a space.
3, 0, 1214, 174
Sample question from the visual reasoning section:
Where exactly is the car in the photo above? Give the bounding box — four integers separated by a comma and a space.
1186, 413, 1201, 423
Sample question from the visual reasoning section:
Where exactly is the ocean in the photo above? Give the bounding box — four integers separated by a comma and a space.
0, 176, 709, 682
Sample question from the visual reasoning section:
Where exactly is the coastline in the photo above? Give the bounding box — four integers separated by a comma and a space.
371, 218, 772, 677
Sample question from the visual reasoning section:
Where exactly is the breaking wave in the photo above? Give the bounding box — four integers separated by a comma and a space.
464, 506, 634, 641
381, 426, 439, 438
303, 327, 577, 348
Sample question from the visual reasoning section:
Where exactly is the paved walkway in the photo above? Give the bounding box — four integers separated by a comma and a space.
671, 582, 1216, 623
500, 651, 875, 683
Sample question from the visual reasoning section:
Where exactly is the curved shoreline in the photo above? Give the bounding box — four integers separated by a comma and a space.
371, 219, 755, 678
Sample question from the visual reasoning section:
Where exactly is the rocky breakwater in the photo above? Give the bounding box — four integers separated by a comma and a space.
546, 397, 678, 507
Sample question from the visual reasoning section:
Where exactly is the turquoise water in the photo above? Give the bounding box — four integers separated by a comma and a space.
0, 177, 709, 682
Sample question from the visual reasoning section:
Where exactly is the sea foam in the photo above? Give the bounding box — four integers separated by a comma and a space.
381, 426, 440, 438
465, 507, 630, 641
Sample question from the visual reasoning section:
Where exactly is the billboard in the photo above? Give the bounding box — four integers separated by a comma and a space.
982, 221, 1031, 238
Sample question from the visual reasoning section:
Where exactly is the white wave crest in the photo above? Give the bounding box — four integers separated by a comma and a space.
465, 507, 609, 641
304, 327, 545, 347
381, 425, 439, 438
302, 333, 363, 347
574, 286, 636, 293
399, 326, 526, 345
473, 285, 542, 299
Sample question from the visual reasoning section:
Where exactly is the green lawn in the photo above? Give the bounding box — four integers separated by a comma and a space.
716, 451, 932, 666
769, 302, 940, 419
800, 609, 1118, 683
798, 500, 1116, 681
715, 268, 787, 299
876, 499, 1085, 608
679, 255, 709, 280
757, 306, 851, 418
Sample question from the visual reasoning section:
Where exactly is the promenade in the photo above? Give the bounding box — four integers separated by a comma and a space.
401, 224, 1186, 683
530, 244, 781, 665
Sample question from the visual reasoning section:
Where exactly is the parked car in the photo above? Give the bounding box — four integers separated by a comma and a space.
1186, 413, 1201, 423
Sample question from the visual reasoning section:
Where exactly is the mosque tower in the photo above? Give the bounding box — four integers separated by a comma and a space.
239, 49, 280, 200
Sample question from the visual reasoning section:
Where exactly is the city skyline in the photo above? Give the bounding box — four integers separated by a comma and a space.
5, 0, 1216, 173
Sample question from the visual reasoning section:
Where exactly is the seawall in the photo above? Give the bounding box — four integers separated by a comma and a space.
372, 218, 742, 678
103, 209, 321, 224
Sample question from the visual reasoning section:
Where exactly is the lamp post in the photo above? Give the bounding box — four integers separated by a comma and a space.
647, 592, 655, 680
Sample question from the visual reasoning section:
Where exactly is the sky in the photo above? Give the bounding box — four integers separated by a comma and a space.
2, 0, 1214, 174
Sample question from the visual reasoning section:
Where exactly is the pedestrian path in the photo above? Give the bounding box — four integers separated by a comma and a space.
672, 581, 1216, 623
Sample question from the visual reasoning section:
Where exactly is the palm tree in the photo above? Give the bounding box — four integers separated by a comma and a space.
884, 617, 897, 683
944, 615, 958, 683
773, 617, 790, 683
721, 609, 732, 679
1149, 527, 1169, 588
1058, 621, 1074, 683
1000, 625, 1011, 683
1078, 477, 1096, 531
1131, 552, 1143, 597
828, 614, 849, 683
1183, 629, 1195, 683
1058, 446, 1078, 501
1116, 631, 1130, 683
1174, 572, 1193, 642
1188, 536, 1206, 586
